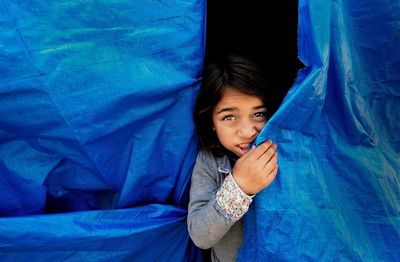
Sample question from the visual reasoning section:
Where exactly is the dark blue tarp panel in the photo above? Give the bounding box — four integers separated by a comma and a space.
0, 205, 199, 261
240, 0, 400, 261
0, 0, 204, 260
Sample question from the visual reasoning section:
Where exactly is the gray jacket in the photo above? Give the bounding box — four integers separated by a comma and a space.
187, 150, 249, 262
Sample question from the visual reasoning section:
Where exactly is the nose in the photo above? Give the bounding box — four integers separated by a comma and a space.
237, 120, 257, 139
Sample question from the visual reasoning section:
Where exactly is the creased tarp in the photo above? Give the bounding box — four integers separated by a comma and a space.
239, 0, 400, 261
0, 0, 204, 260
0, 205, 199, 261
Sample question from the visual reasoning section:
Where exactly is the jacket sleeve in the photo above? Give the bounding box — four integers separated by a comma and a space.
187, 151, 253, 249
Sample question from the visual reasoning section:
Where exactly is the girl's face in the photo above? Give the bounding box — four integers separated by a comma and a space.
212, 87, 267, 157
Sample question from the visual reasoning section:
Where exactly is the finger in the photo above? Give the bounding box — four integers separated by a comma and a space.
263, 151, 278, 170
257, 141, 276, 160
240, 144, 256, 160
258, 143, 277, 164
249, 140, 273, 159
265, 164, 278, 185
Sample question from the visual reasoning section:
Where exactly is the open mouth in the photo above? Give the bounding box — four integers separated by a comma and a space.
236, 143, 251, 156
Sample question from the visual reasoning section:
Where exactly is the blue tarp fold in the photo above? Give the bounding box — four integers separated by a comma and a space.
0, 0, 204, 260
240, 0, 400, 261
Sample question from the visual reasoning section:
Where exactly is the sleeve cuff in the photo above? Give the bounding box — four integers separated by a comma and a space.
215, 173, 253, 221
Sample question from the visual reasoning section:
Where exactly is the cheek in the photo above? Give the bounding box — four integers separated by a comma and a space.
214, 124, 234, 140
255, 121, 267, 132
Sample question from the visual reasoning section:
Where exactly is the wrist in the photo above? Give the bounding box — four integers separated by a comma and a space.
215, 174, 254, 221
231, 173, 256, 196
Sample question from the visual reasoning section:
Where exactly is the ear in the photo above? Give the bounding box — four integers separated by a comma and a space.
212, 126, 216, 131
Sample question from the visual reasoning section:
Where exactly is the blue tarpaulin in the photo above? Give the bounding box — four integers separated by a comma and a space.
0, 0, 204, 260
0, 0, 399, 261
241, 0, 400, 261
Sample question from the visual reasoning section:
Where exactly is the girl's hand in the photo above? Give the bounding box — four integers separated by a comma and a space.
232, 140, 278, 195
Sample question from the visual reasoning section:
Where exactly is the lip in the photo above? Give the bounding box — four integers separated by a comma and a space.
235, 142, 252, 156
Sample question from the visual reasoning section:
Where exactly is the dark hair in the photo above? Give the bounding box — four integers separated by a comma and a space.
194, 55, 274, 156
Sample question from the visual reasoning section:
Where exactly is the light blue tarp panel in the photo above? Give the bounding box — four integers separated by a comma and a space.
240, 0, 400, 261
0, 0, 204, 260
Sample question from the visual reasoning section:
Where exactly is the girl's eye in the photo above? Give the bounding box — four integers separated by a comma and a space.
254, 112, 267, 118
222, 115, 235, 121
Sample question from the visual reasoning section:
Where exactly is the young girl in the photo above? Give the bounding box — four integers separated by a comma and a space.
187, 55, 279, 261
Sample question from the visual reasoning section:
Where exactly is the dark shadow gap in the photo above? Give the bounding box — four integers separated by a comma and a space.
205, 1, 304, 108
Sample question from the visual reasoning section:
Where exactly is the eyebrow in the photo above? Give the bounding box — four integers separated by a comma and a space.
216, 105, 266, 114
